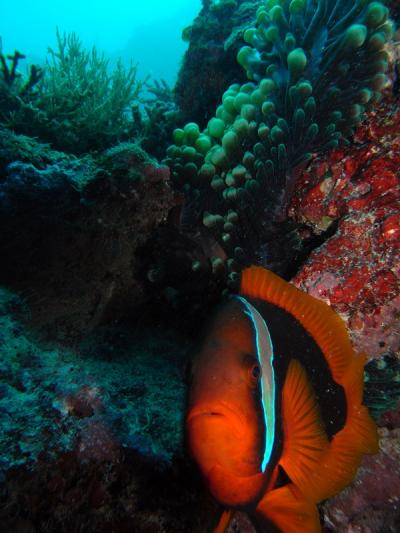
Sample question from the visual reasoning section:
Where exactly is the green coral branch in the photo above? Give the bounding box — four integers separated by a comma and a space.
0, 29, 146, 153
0, 50, 25, 86
0, 49, 43, 94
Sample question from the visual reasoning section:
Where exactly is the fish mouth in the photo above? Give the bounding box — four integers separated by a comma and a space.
186, 401, 262, 481
186, 401, 245, 435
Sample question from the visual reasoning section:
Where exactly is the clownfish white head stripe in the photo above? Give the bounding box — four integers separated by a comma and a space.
235, 295, 275, 473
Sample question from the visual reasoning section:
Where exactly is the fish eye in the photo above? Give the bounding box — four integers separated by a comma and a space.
251, 364, 261, 379
242, 354, 262, 385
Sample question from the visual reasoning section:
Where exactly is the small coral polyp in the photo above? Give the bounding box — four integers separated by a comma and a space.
165, 0, 392, 286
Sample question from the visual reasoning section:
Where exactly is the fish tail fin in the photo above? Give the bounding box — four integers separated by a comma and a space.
252, 484, 321, 533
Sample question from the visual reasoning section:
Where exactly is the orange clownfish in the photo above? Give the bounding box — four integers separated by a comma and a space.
186, 266, 378, 533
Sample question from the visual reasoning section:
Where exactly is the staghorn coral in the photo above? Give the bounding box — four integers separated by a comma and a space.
0, 48, 43, 125
165, 0, 393, 289
37, 29, 144, 153
0, 49, 42, 93
0, 30, 145, 154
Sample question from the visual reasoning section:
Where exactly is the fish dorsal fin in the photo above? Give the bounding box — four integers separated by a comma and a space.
253, 484, 321, 533
240, 266, 354, 383
279, 359, 329, 499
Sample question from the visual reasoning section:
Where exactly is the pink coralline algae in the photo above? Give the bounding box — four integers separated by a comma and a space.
323, 428, 400, 533
76, 420, 121, 464
289, 97, 400, 359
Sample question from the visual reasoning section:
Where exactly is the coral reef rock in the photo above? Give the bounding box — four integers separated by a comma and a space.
290, 96, 399, 360
176, 0, 258, 127
0, 132, 173, 339
323, 427, 400, 533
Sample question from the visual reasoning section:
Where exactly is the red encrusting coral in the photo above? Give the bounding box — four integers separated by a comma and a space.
289, 96, 400, 359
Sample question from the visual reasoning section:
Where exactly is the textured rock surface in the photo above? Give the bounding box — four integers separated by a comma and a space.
0, 449, 214, 533
290, 96, 400, 359
0, 286, 221, 533
0, 289, 187, 471
289, 93, 400, 533
323, 428, 400, 533
0, 133, 173, 340
175, 0, 257, 127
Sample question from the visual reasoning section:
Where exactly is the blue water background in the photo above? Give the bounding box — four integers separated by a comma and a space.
0, 0, 202, 86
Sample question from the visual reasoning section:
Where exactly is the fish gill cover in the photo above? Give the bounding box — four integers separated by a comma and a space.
165, 0, 392, 286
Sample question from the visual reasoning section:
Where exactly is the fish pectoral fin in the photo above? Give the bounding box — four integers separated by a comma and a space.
280, 357, 378, 504
252, 484, 321, 533
213, 509, 235, 533
297, 402, 379, 502
279, 359, 329, 501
